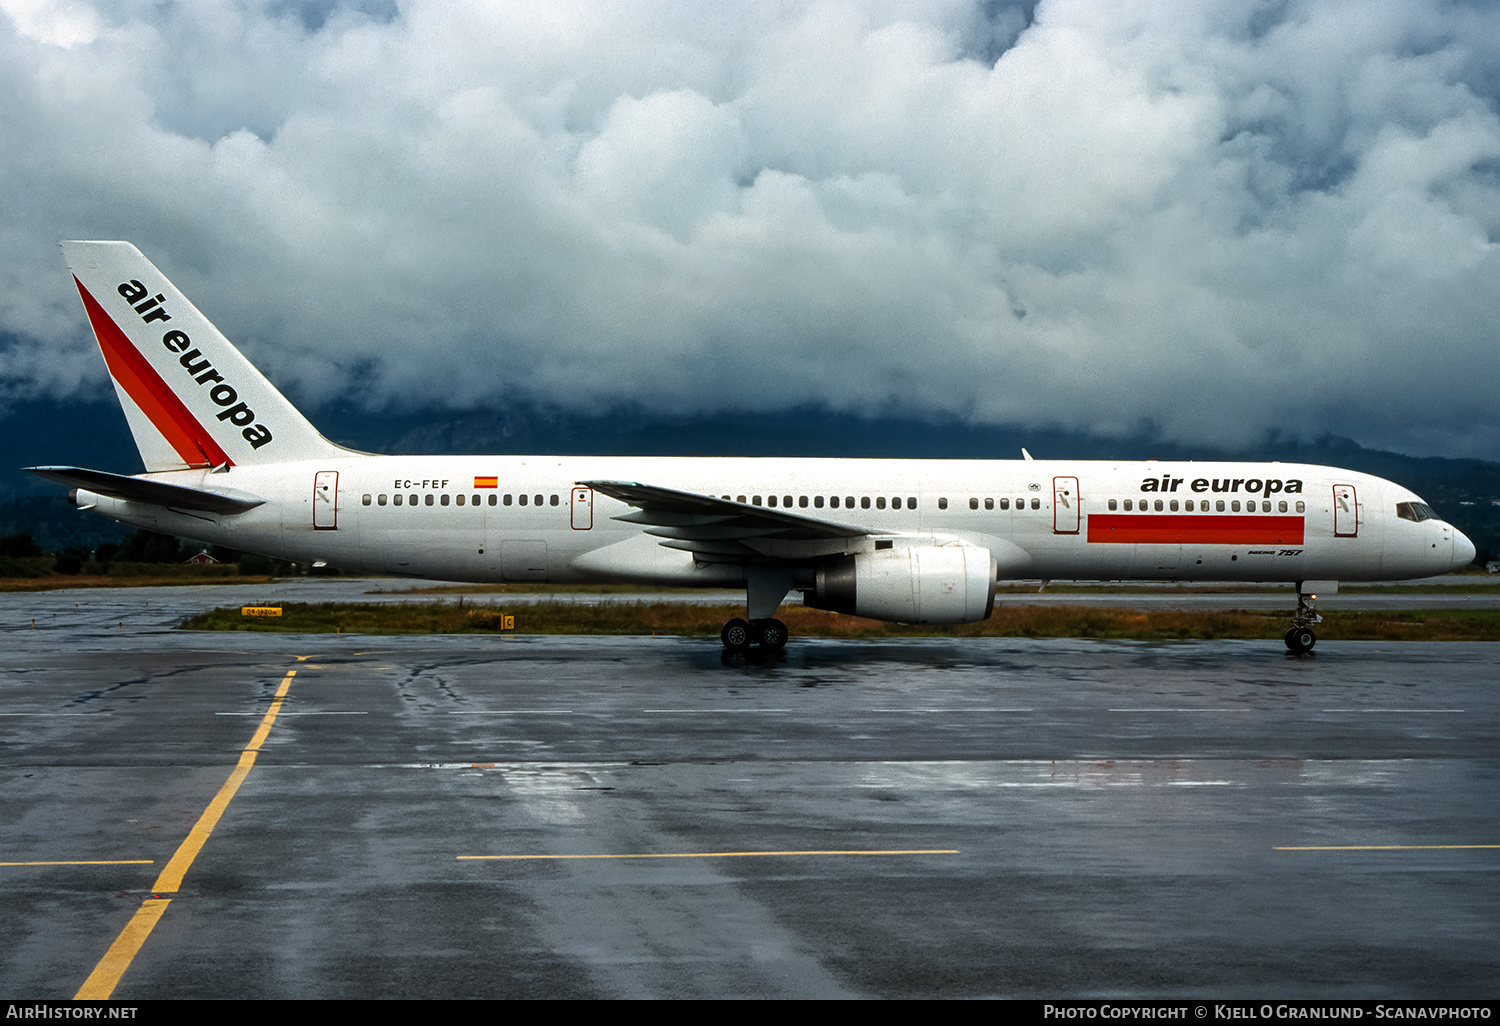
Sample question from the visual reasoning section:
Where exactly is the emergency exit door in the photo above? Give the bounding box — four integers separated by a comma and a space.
571, 486, 593, 530
313, 471, 338, 530
1333, 484, 1358, 537
1053, 476, 1079, 534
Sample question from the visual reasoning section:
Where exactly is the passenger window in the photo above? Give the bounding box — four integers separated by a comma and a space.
1231, 500, 1240, 512
1031, 498, 1040, 510
550, 495, 559, 506
938, 497, 948, 510
737, 495, 747, 504
1124, 499, 1132, 511
378, 494, 387, 506
473, 494, 481, 506
1296, 501, 1305, 513
1001, 498, 1010, 510
489, 495, 497, 506
767, 495, 777, 507
535, 494, 543, 506
799, 496, 809, 508
1185, 499, 1193, 511
1169, 500, 1178, 511
814, 496, 824, 508
1154, 499, 1163, 512
393, 494, 403, 506
456, 494, 465, 506
784, 496, 793, 507
876, 497, 886, 510
984, 498, 993, 510
504, 494, 513, 506
969, 497, 979, 510
426, 494, 435, 506
1278, 500, 1287, 513
408, 494, 417, 506
362, 493, 372, 506
519, 494, 527, 505
753, 496, 762, 506
1216, 500, 1225, 512
441, 494, 450, 506
846, 496, 855, 508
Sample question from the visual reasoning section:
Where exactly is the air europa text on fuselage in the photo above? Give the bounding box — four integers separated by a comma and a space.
1140, 475, 1304, 494
117, 279, 273, 450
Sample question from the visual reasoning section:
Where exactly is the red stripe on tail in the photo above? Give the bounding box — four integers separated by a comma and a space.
75, 278, 231, 469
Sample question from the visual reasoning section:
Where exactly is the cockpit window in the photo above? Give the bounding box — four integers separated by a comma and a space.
1396, 501, 1438, 523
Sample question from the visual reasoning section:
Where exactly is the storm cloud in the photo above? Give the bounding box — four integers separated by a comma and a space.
2, 0, 1498, 456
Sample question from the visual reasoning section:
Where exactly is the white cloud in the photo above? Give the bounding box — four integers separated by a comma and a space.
1, 0, 1499, 457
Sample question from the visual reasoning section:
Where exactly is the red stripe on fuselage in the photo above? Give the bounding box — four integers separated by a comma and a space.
1087, 514, 1304, 546
75, 278, 231, 469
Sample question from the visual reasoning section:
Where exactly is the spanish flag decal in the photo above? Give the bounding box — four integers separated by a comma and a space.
474, 476, 498, 489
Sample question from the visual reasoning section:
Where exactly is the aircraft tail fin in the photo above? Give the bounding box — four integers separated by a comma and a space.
61, 240, 346, 471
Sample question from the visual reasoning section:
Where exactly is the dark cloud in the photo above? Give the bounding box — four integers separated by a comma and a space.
1, 0, 1498, 458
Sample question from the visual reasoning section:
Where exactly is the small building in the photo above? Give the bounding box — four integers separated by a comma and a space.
185, 551, 220, 565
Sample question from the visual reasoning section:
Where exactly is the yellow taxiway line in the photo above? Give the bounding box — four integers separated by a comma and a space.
1277, 844, 1500, 851
1, 860, 153, 867
459, 849, 960, 860
74, 668, 298, 1001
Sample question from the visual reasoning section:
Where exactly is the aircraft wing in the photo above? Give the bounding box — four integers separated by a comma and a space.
580, 479, 867, 562
24, 466, 266, 515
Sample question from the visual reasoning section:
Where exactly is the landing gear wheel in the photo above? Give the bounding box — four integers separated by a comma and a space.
1284, 627, 1316, 654
755, 618, 789, 651
721, 618, 753, 652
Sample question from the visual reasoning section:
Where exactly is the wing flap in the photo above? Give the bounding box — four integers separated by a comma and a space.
583, 480, 865, 537
581, 478, 870, 565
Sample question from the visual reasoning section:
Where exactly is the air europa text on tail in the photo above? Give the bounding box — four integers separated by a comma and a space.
117, 279, 273, 450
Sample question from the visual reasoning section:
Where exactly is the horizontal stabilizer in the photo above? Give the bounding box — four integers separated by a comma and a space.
24, 466, 265, 515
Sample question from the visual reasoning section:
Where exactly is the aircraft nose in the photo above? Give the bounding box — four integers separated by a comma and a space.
1452, 528, 1477, 571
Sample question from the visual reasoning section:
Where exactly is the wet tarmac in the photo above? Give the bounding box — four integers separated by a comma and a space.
1, 584, 1497, 998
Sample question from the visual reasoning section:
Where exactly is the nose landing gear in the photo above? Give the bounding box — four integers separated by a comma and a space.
1285, 586, 1324, 654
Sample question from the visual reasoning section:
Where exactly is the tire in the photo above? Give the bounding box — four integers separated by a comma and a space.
756, 618, 789, 651
1284, 627, 1316, 654
721, 618, 752, 652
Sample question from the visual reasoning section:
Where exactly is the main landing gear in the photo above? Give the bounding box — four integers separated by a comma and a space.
721, 617, 789, 653
1284, 588, 1322, 654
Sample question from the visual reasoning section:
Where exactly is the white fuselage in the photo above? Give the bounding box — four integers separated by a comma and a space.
75, 455, 1472, 587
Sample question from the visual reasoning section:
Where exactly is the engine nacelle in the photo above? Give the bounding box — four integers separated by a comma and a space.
805, 544, 997, 624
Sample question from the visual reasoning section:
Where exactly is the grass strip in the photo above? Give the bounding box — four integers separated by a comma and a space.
179, 601, 1500, 641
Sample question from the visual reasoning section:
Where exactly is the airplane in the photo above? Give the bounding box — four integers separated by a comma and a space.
27, 241, 1476, 655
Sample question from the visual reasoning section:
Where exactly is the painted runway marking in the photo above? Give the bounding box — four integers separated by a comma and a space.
1, 860, 152, 867
75, 667, 299, 1001
1318, 709, 1466, 713
459, 849, 960, 861
214, 710, 365, 716
446, 710, 575, 715
641, 709, 793, 714
1276, 844, 1500, 851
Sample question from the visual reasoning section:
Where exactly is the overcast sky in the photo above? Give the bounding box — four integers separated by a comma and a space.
2, 0, 1499, 459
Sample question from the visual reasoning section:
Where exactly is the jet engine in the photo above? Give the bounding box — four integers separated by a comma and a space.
804, 543, 997, 624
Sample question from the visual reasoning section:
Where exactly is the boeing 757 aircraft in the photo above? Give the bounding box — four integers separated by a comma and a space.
27, 241, 1476, 653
